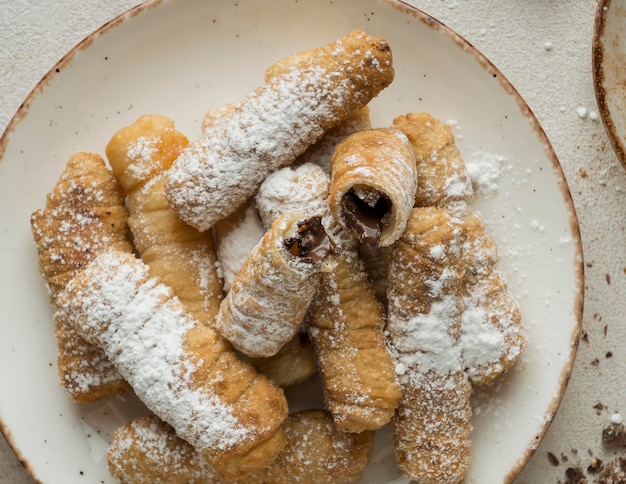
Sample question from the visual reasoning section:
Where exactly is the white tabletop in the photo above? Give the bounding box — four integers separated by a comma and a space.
0, 1, 620, 483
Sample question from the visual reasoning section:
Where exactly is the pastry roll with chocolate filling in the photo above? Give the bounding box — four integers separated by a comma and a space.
328, 127, 417, 247
386, 207, 472, 484
106, 114, 223, 327
215, 212, 337, 358
165, 29, 394, 232
460, 213, 525, 385
30, 152, 132, 403
108, 410, 374, 484
392, 112, 474, 214
56, 250, 288, 480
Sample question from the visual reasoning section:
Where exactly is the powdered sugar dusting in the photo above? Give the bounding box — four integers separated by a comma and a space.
216, 204, 265, 293
166, 65, 347, 231
57, 251, 249, 452
466, 151, 507, 198
108, 416, 217, 482
256, 163, 330, 229
215, 213, 325, 357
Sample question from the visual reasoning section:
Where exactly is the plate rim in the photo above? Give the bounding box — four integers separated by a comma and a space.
592, 0, 626, 168
0, 0, 585, 482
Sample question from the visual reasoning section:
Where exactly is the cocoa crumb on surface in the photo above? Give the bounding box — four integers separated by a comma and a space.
587, 458, 603, 474
595, 457, 626, 483
602, 425, 626, 447
548, 451, 560, 466
563, 466, 587, 484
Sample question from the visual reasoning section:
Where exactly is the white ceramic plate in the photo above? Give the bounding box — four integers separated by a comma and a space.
594, 0, 626, 168
0, 0, 583, 483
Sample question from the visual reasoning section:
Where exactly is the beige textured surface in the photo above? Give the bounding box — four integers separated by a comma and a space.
0, 1, 620, 483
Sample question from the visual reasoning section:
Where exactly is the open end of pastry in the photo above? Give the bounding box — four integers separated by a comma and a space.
340, 186, 392, 247
284, 216, 337, 264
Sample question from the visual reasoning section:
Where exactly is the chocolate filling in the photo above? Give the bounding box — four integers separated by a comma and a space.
340, 187, 392, 247
283, 216, 336, 264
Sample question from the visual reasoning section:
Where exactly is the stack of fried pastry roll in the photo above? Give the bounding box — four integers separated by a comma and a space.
56, 250, 288, 480
165, 29, 395, 231
256, 162, 402, 433
108, 410, 374, 484
30, 152, 132, 402
386, 207, 473, 484
105, 114, 223, 327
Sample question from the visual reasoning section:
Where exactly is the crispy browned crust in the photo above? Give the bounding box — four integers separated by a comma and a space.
309, 243, 401, 433
106, 114, 223, 328
386, 207, 472, 484
30, 152, 132, 402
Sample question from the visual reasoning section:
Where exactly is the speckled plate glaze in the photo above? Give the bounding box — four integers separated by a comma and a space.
594, 0, 626, 168
0, 0, 583, 483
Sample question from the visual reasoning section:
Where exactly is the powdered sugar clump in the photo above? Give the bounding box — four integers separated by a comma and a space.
466, 151, 507, 197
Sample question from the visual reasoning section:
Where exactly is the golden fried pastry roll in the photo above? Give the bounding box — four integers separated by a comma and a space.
106, 114, 223, 327
309, 238, 402, 433
30, 152, 132, 402
109, 410, 374, 484
243, 409, 374, 483
108, 415, 218, 484
252, 164, 331, 386
215, 212, 337, 358
265, 53, 372, 173
256, 164, 399, 414
460, 213, 525, 385
386, 207, 472, 484
392, 112, 474, 214
328, 127, 417, 247
165, 30, 394, 232
56, 250, 288, 480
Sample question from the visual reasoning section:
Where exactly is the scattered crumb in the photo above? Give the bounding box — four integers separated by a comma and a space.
595, 458, 626, 483
563, 465, 586, 483
587, 458, 603, 475
602, 424, 626, 447
548, 451, 560, 466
